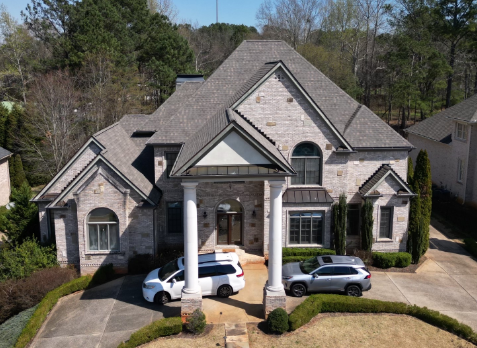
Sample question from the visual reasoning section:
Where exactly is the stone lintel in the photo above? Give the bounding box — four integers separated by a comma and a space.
263, 286, 287, 319
181, 290, 203, 322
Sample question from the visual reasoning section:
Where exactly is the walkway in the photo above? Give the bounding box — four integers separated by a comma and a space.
362, 220, 477, 330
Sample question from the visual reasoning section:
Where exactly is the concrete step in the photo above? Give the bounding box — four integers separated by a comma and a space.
225, 323, 249, 348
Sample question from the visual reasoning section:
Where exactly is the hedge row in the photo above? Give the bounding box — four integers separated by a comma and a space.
282, 248, 336, 257
463, 239, 477, 259
118, 317, 182, 348
372, 252, 411, 268
288, 294, 477, 344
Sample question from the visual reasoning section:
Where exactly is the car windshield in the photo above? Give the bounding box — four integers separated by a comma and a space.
300, 257, 320, 274
158, 259, 179, 281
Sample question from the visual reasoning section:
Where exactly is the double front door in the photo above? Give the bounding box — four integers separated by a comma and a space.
217, 213, 242, 245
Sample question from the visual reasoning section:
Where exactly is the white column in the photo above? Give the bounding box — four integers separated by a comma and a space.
267, 180, 286, 292
181, 181, 200, 294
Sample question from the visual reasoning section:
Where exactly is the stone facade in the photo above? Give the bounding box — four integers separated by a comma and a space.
0, 158, 11, 207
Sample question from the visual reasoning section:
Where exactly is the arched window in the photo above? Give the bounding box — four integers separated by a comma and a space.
217, 199, 243, 245
291, 143, 322, 185
87, 208, 119, 251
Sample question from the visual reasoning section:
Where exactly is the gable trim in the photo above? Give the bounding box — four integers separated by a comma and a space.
231, 62, 353, 151
50, 155, 155, 206
75, 167, 128, 195
32, 138, 104, 201
362, 170, 414, 197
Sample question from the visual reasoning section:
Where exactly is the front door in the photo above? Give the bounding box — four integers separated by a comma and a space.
217, 214, 242, 245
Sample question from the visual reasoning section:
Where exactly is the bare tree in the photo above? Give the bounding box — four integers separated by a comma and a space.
20, 71, 83, 178
147, 0, 178, 22
256, 0, 323, 49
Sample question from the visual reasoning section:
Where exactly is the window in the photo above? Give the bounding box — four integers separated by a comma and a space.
289, 211, 323, 244
87, 208, 119, 251
169, 270, 184, 282
167, 202, 182, 234
198, 266, 217, 278
216, 264, 236, 275
455, 123, 467, 141
291, 143, 322, 185
316, 267, 332, 276
332, 266, 351, 275
165, 152, 178, 178
379, 207, 393, 239
457, 158, 464, 183
347, 204, 360, 236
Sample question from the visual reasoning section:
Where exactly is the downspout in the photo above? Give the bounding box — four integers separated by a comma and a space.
462, 124, 473, 205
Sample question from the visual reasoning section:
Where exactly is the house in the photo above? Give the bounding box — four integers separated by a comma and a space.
0, 147, 12, 206
406, 94, 477, 206
32, 40, 414, 316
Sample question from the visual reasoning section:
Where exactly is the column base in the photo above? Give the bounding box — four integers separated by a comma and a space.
263, 285, 287, 319
181, 289, 203, 322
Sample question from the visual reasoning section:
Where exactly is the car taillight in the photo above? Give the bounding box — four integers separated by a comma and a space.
236, 270, 244, 277
365, 274, 371, 279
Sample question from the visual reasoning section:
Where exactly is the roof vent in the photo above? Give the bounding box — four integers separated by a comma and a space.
176, 74, 204, 88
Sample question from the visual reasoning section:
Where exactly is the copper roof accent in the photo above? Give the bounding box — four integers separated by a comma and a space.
282, 188, 334, 204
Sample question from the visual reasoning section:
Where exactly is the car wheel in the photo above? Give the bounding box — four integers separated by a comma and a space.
291, 283, 306, 297
346, 285, 362, 297
217, 285, 233, 298
154, 291, 170, 305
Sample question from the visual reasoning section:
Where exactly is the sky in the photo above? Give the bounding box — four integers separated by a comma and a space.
2, 0, 263, 28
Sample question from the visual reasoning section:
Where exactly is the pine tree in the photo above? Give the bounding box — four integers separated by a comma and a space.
408, 156, 414, 183
0, 104, 8, 148
8, 157, 15, 186
407, 181, 422, 262
361, 199, 374, 252
333, 194, 347, 255
12, 154, 28, 188
3, 106, 17, 151
414, 150, 432, 256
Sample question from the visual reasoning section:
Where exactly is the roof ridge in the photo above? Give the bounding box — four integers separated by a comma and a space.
344, 104, 362, 133
93, 122, 119, 137
58, 155, 99, 195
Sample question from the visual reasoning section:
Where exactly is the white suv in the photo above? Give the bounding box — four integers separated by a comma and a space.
142, 252, 245, 304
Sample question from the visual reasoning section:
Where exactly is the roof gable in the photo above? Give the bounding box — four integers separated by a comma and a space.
0, 147, 12, 161
360, 164, 414, 197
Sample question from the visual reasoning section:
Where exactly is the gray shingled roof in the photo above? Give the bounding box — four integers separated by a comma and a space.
441, 94, 477, 123
172, 108, 294, 175
143, 40, 410, 149
93, 124, 161, 204
359, 164, 413, 196
0, 146, 12, 161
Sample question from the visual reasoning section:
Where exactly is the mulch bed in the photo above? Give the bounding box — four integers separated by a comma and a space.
160, 324, 215, 340
367, 256, 427, 273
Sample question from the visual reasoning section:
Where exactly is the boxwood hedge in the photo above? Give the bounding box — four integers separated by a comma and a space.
288, 294, 477, 345
118, 317, 182, 348
282, 248, 335, 257
372, 252, 411, 268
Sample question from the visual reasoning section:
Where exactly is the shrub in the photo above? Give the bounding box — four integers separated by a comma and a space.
0, 305, 37, 348
15, 275, 93, 348
288, 294, 477, 345
267, 308, 289, 334
361, 199, 374, 252
0, 238, 57, 281
282, 248, 336, 257
463, 239, 477, 258
333, 194, 347, 255
414, 150, 432, 256
185, 308, 206, 334
118, 317, 182, 348
372, 252, 411, 268
0, 266, 77, 325
91, 263, 115, 285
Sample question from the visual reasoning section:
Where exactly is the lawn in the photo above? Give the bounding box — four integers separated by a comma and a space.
144, 314, 474, 348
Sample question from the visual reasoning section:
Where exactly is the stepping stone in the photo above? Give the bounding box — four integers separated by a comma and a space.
225, 323, 249, 348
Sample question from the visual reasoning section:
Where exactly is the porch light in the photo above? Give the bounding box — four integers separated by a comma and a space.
252, 209, 256, 217
203, 211, 207, 219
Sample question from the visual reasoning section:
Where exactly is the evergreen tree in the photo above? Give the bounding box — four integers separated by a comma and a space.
333, 194, 347, 255
3, 105, 18, 151
8, 156, 15, 187
12, 154, 28, 188
361, 199, 374, 252
414, 150, 432, 256
0, 104, 8, 148
407, 181, 422, 261
408, 156, 414, 183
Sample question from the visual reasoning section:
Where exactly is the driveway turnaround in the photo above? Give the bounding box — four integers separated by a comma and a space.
363, 221, 477, 330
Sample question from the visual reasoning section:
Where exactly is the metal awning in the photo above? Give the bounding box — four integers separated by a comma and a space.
282, 189, 334, 204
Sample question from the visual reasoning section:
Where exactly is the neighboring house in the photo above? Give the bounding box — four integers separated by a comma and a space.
0, 147, 12, 207
32, 40, 414, 279
406, 94, 477, 206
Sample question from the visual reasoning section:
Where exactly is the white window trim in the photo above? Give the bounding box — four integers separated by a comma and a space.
455, 123, 467, 141
87, 222, 120, 252
287, 210, 325, 245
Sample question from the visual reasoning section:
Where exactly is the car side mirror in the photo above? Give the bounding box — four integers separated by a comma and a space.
313, 273, 319, 278
172, 278, 177, 283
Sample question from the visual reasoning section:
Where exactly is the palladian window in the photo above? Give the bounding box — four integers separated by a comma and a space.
87, 208, 119, 251
291, 143, 322, 185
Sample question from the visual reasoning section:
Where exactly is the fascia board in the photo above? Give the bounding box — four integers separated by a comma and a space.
231, 62, 353, 151
33, 138, 104, 201
366, 171, 413, 196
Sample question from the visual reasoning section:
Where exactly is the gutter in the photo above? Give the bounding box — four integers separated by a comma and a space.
462, 125, 473, 205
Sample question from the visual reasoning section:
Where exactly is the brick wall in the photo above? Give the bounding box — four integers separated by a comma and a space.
0, 158, 10, 206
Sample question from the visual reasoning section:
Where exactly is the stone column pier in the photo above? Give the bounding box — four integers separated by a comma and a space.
263, 180, 287, 318
181, 181, 202, 321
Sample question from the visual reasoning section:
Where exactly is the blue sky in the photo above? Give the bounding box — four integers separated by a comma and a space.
2, 0, 263, 28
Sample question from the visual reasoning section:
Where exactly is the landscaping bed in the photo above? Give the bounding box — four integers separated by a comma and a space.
367, 256, 427, 273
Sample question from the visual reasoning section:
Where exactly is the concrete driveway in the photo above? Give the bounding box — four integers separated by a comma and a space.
362, 221, 477, 330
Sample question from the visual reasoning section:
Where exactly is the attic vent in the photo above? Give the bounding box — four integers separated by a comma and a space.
275, 73, 284, 81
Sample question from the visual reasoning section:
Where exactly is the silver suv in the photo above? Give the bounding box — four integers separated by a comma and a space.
282, 255, 371, 297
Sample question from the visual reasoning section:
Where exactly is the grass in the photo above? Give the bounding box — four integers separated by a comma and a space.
144, 325, 225, 348
248, 314, 475, 348
0, 306, 38, 348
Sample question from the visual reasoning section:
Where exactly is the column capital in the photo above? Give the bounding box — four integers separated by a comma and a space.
181, 181, 199, 189
268, 180, 286, 188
